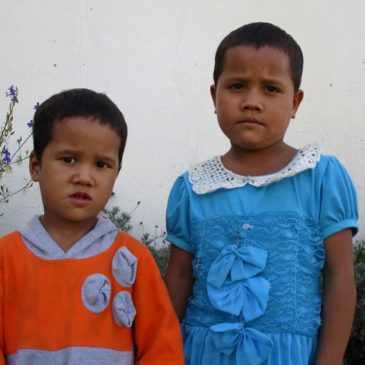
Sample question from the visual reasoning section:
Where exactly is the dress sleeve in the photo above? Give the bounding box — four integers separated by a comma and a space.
165, 174, 193, 252
320, 156, 359, 239
132, 248, 184, 365
0, 245, 6, 365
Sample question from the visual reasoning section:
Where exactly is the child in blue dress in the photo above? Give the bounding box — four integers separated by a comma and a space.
165, 22, 358, 365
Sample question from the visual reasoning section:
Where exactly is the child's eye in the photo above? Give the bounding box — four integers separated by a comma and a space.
96, 161, 110, 169
265, 85, 280, 93
63, 157, 76, 164
230, 83, 243, 90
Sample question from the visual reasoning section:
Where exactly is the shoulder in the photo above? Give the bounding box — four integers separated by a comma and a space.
0, 231, 19, 241
0, 231, 23, 251
314, 153, 353, 180
167, 169, 195, 202
114, 231, 152, 261
282, 145, 352, 185
171, 169, 191, 189
316, 153, 339, 168
0, 232, 28, 268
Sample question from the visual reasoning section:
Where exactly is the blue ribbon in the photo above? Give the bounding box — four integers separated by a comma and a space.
210, 322, 273, 364
207, 276, 270, 320
207, 245, 268, 288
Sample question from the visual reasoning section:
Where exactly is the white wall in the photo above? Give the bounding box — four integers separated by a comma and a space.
1, 0, 365, 239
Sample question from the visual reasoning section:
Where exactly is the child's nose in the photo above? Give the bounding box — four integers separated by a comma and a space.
241, 89, 263, 111
72, 165, 94, 186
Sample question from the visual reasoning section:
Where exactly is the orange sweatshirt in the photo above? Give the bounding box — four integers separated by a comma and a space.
0, 231, 184, 365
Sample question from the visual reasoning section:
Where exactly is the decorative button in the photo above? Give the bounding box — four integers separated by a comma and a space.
112, 291, 136, 328
112, 247, 138, 287
242, 223, 253, 231
81, 273, 111, 313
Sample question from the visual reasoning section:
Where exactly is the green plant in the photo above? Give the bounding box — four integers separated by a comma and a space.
103, 204, 135, 233
139, 222, 170, 276
345, 241, 365, 364
1, 86, 35, 210
103, 204, 170, 275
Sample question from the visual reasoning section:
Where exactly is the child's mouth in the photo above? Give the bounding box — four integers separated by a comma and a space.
69, 192, 92, 207
239, 118, 262, 125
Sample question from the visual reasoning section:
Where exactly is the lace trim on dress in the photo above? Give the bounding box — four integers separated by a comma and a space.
189, 144, 320, 194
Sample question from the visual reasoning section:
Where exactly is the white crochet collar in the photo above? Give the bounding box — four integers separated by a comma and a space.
189, 144, 321, 194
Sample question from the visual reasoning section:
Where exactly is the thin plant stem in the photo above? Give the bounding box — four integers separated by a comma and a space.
0, 180, 32, 204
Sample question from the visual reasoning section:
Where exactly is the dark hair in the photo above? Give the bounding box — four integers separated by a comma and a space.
213, 22, 303, 91
32, 88, 127, 167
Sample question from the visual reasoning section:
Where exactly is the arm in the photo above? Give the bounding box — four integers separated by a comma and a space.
133, 248, 184, 365
314, 229, 356, 365
165, 245, 194, 320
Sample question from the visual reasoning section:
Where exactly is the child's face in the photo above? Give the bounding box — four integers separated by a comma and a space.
211, 45, 303, 152
29, 117, 121, 233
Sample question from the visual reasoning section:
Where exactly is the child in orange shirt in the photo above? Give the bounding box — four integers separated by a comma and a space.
0, 88, 184, 365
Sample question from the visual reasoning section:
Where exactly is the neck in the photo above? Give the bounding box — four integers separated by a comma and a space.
222, 143, 297, 176
40, 215, 97, 252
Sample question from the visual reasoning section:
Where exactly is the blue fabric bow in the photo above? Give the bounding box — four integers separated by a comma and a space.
210, 322, 273, 364
207, 276, 270, 320
207, 245, 268, 288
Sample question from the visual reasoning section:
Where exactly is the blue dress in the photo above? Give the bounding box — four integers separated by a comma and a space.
166, 145, 358, 365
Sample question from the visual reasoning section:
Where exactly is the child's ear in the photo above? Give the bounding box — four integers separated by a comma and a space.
291, 89, 304, 119
29, 151, 41, 182
210, 84, 217, 108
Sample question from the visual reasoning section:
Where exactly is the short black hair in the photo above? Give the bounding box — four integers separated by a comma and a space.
213, 22, 303, 91
32, 88, 127, 168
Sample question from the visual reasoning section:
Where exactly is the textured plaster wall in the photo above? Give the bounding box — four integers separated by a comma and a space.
1, 0, 365, 238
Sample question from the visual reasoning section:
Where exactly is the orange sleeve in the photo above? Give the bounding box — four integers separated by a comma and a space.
0, 246, 6, 365
132, 247, 184, 365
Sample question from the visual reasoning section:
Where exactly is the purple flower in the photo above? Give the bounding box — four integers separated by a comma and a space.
1, 147, 11, 165
33, 102, 40, 110
6, 85, 19, 104
8, 85, 17, 96
27, 120, 34, 128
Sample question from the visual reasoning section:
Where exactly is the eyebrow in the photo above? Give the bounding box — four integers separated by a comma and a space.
223, 76, 287, 88
260, 77, 286, 85
55, 149, 118, 162
96, 155, 118, 164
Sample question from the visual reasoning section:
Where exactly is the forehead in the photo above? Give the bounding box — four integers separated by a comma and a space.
49, 117, 121, 153
222, 45, 292, 80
